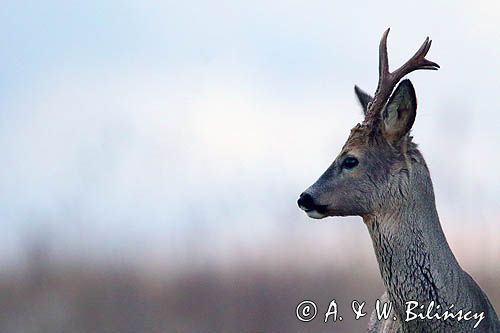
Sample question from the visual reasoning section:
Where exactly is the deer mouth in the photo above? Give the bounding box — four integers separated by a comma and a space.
297, 192, 329, 219
305, 209, 327, 219
302, 204, 328, 219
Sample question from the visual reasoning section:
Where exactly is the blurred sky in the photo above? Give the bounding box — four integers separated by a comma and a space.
0, 1, 498, 269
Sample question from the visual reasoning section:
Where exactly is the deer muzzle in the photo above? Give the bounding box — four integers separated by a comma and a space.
297, 192, 328, 219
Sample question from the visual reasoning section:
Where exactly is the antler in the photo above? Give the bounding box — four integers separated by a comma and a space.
366, 28, 440, 119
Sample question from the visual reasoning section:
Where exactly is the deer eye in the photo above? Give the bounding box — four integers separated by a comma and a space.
341, 157, 359, 170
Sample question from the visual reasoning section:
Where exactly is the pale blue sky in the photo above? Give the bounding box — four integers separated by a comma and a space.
0, 1, 498, 267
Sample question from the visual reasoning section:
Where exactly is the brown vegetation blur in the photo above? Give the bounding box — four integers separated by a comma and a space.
1, 237, 498, 333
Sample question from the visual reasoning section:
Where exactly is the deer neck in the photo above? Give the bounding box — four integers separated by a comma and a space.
363, 161, 463, 329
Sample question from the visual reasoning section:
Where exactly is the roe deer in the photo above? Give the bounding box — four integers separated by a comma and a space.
297, 29, 500, 332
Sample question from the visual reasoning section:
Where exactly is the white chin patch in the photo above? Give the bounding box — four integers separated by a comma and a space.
305, 210, 326, 219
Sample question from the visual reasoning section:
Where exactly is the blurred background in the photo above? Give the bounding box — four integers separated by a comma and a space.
0, 1, 499, 332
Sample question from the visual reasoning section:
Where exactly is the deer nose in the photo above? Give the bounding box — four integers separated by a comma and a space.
297, 192, 316, 211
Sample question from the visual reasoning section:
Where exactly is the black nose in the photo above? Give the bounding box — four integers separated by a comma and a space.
297, 192, 316, 210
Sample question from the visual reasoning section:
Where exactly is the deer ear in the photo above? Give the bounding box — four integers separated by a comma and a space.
354, 85, 373, 115
382, 79, 417, 142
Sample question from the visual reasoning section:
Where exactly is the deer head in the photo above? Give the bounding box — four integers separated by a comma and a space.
297, 28, 439, 219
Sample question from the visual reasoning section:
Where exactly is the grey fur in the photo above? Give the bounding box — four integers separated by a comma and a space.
299, 81, 500, 332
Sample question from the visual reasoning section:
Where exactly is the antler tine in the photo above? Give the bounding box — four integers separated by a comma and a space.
391, 36, 440, 83
366, 29, 439, 119
378, 28, 390, 77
